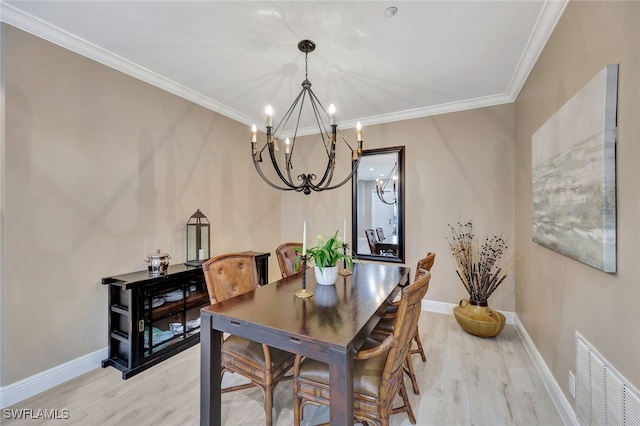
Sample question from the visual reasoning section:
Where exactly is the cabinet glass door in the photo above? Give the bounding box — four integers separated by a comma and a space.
141, 276, 208, 357
143, 284, 187, 356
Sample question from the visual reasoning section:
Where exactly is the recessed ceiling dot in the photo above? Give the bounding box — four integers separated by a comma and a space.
385, 6, 398, 18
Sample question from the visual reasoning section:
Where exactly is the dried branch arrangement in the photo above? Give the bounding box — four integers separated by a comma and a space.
446, 220, 513, 305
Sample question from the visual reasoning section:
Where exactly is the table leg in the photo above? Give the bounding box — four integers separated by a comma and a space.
200, 314, 222, 426
329, 347, 353, 425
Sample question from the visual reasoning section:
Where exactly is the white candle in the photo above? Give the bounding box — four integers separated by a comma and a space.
266, 105, 273, 127
251, 124, 257, 143
343, 218, 347, 242
198, 248, 205, 260
302, 220, 307, 256
329, 103, 336, 125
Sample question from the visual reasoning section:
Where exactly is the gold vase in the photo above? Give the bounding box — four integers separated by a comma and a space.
453, 299, 506, 337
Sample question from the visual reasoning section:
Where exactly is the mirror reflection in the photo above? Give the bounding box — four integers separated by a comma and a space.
352, 146, 405, 263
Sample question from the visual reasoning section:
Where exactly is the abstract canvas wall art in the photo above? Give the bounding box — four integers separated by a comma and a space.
532, 64, 618, 272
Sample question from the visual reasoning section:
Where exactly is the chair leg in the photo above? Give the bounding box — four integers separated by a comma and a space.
264, 384, 273, 426
399, 379, 417, 425
404, 353, 420, 395
293, 394, 301, 426
412, 328, 426, 362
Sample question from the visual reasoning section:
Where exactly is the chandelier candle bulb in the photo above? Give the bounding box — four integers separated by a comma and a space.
265, 105, 273, 127
251, 124, 257, 143
356, 121, 362, 141
329, 103, 336, 125
285, 138, 290, 154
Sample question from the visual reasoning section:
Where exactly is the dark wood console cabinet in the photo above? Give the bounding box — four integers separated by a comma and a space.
101, 251, 270, 379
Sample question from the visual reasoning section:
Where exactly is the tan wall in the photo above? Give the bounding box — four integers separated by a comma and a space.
2, 21, 518, 387
280, 104, 516, 313
514, 0, 640, 401
1, 24, 282, 385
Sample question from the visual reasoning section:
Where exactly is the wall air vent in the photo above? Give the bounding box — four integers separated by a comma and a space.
575, 332, 640, 425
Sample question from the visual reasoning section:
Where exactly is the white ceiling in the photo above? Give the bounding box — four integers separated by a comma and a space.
359, 152, 397, 180
1, 1, 567, 135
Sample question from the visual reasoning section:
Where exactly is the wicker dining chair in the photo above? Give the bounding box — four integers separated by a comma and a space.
365, 229, 381, 255
375, 252, 436, 394
411, 251, 436, 359
202, 253, 295, 426
275, 242, 304, 278
292, 271, 431, 426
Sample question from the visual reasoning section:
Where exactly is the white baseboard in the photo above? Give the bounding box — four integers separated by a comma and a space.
0, 347, 108, 409
514, 316, 578, 426
422, 299, 516, 325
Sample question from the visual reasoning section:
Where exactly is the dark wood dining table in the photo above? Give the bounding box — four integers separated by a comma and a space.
376, 234, 399, 255
200, 262, 411, 425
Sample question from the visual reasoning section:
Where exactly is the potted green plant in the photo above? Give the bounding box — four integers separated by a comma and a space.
297, 231, 354, 285
446, 219, 514, 337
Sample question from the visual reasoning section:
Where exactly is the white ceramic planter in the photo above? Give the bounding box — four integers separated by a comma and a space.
314, 265, 339, 285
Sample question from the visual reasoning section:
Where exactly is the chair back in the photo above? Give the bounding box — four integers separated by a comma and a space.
376, 227, 385, 241
365, 229, 378, 254
275, 242, 303, 278
379, 271, 431, 400
202, 253, 259, 304
415, 252, 436, 281
414, 267, 430, 282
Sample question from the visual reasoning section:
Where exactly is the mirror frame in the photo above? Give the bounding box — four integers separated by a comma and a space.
352, 145, 405, 263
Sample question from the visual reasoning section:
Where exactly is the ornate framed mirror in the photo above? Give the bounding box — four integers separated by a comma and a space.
352, 146, 405, 263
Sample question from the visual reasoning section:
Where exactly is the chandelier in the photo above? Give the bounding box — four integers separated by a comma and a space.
375, 162, 398, 205
251, 40, 363, 195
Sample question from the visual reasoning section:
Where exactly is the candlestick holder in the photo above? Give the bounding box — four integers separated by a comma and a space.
338, 243, 352, 276
295, 255, 313, 299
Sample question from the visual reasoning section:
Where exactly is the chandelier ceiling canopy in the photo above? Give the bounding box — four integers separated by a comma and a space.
251, 40, 363, 195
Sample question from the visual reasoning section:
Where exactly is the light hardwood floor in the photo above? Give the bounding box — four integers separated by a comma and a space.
4, 312, 563, 425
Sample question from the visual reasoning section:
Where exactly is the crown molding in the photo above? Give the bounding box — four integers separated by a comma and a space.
506, 0, 569, 100
281, 92, 514, 138
359, 93, 514, 128
0, 2, 255, 126
1, 0, 566, 132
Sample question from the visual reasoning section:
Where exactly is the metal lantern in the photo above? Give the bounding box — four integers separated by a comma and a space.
186, 209, 210, 266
